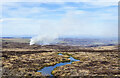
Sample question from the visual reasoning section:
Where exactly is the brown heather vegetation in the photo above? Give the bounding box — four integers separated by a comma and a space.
1, 38, 119, 77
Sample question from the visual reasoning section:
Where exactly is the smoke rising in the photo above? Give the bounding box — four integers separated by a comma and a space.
30, 34, 59, 45
29, 4, 117, 45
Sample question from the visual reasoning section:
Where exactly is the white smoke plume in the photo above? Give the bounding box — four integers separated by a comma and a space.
30, 34, 59, 45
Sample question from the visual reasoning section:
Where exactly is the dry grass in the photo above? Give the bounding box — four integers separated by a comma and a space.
2, 38, 30, 43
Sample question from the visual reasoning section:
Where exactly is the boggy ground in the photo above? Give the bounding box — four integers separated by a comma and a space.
1, 39, 119, 77
2, 52, 70, 76
52, 52, 119, 76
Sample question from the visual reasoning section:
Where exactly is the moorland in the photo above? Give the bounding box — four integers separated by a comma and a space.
1, 38, 119, 77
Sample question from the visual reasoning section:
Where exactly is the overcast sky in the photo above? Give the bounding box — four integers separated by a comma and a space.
1, 0, 118, 38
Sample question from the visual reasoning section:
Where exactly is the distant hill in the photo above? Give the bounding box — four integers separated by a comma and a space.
56, 38, 118, 47
1, 37, 118, 47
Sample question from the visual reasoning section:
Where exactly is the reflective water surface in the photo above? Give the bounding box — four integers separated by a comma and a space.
37, 53, 80, 76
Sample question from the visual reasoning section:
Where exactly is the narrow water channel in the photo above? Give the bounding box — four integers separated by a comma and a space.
37, 53, 80, 76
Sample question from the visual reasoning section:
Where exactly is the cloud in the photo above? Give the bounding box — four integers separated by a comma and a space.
2, 0, 119, 2
2, 2, 118, 38
58, 8, 117, 37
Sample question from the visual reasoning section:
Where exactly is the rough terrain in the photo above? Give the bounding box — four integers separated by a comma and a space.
1, 38, 119, 77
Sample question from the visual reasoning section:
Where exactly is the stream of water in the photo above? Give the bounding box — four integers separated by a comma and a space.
37, 53, 80, 76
